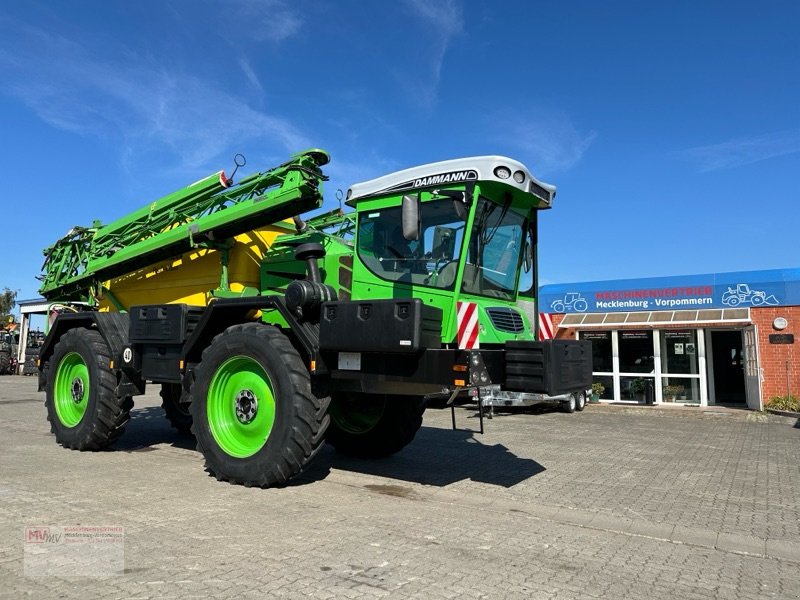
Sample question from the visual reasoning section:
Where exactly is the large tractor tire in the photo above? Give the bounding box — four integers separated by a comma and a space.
189, 323, 330, 487
44, 328, 133, 450
326, 393, 425, 458
0, 351, 11, 375
160, 383, 193, 435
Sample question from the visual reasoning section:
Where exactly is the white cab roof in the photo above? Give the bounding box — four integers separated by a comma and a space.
346, 155, 556, 206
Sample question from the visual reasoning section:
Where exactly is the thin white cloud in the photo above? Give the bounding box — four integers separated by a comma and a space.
400, 0, 464, 110
682, 130, 800, 172
229, 0, 303, 43
238, 56, 264, 95
0, 21, 308, 172
493, 110, 597, 175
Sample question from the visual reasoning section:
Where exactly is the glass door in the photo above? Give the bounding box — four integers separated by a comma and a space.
580, 331, 614, 400
618, 330, 655, 403
659, 330, 701, 404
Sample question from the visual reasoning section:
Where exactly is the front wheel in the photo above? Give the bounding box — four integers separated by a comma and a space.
575, 391, 586, 411
326, 393, 425, 458
190, 323, 330, 487
561, 393, 577, 414
44, 328, 133, 450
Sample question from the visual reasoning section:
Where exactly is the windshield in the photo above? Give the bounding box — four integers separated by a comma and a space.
461, 196, 526, 300
357, 199, 467, 289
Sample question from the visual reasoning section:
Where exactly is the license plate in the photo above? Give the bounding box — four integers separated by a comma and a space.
338, 352, 362, 371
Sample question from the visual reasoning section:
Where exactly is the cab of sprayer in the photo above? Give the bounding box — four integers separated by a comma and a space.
345, 156, 555, 346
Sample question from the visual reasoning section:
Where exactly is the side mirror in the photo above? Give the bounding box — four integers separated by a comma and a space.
401, 193, 420, 241
522, 239, 533, 272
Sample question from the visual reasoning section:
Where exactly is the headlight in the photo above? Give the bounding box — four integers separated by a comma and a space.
494, 166, 511, 179
513, 170, 526, 183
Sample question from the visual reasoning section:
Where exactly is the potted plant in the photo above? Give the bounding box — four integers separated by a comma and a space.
631, 377, 647, 401
590, 382, 605, 403
663, 384, 684, 403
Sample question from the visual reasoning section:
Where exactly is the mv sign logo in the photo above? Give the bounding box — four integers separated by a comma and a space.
26, 527, 60, 544
550, 293, 588, 313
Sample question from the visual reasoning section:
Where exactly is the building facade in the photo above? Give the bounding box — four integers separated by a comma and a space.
540, 269, 800, 410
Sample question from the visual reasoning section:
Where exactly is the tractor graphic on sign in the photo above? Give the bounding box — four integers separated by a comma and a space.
721, 283, 779, 307
550, 293, 588, 313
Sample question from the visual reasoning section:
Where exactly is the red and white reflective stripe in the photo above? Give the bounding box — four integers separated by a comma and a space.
219, 171, 231, 188
456, 301, 480, 349
538, 312, 554, 340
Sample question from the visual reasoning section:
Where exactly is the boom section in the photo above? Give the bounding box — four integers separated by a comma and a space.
39, 150, 329, 300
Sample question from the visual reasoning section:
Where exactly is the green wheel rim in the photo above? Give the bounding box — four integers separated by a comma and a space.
330, 396, 385, 434
207, 356, 276, 458
53, 352, 90, 428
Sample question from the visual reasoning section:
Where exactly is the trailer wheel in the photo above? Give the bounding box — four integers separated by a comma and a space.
44, 328, 133, 450
190, 323, 330, 487
160, 383, 193, 435
326, 393, 425, 458
575, 391, 586, 412
561, 393, 577, 414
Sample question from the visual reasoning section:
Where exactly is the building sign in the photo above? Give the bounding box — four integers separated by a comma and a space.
769, 334, 794, 344
539, 268, 800, 314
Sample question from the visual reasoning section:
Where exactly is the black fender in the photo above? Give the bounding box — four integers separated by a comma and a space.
38, 312, 130, 391
182, 296, 320, 367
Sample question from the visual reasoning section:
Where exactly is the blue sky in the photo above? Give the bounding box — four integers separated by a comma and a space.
1, 1, 798, 311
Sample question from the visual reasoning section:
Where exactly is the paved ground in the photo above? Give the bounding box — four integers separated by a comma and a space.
1, 376, 799, 599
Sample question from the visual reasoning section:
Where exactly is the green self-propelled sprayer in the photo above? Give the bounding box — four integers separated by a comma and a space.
37, 149, 591, 487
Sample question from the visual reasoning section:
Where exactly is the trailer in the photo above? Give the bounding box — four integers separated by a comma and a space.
37, 149, 592, 487
474, 385, 590, 415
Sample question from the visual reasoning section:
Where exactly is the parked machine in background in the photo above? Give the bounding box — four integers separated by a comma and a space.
36, 149, 592, 487
0, 319, 18, 375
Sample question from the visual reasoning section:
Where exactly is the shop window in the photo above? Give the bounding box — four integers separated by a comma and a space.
620, 375, 655, 402
592, 375, 614, 400
661, 377, 700, 404
580, 331, 612, 373
661, 330, 698, 375
619, 330, 654, 374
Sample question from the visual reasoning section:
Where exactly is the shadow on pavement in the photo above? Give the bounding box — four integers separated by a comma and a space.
114, 406, 196, 452
118, 406, 547, 488
299, 424, 546, 489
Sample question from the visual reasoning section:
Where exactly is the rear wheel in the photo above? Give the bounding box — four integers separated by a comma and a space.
326, 393, 425, 458
190, 323, 330, 487
44, 328, 132, 450
575, 391, 586, 411
160, 383, 193, 434
561, 393, 577, 414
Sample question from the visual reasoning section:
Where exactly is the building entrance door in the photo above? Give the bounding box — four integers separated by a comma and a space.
742, 326, 762, 411
710, 330, 746, 404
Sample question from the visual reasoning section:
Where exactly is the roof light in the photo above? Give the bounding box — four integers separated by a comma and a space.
513, 170, 526, 184
494, 166, 511, 179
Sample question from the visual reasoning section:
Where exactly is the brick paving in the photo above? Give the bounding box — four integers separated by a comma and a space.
1, 376, 799, 599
